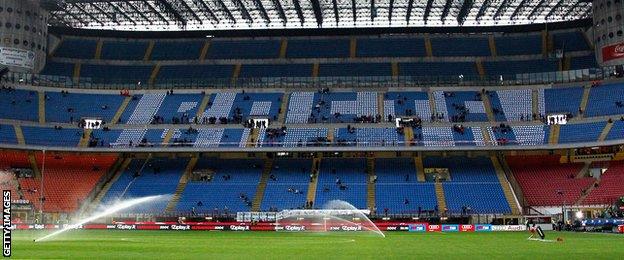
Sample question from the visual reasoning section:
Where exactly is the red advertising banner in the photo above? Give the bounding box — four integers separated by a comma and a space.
460, 224, 475, 232
602, 42, 624, 63
427, 224, 441, 232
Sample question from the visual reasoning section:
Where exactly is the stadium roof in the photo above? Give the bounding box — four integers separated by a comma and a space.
42, 0, 593, 31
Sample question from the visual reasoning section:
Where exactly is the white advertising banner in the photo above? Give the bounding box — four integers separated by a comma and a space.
0, 47, 35, 69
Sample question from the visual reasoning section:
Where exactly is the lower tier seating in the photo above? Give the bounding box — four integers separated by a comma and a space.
508, 155, 595, 206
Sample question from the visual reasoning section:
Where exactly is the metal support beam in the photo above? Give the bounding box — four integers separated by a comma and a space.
252, 0, 271, 24
175, 0, 203, 23
371, 0, 375, 22
510, 0, 531, 21
143, 0, 170, 25
351, 0, 357, 23
406, 0, 415, 24
292, 0, 305, 25
527, 0, 547, 21
332, 0, 339, 25
232, 0, 253, 23
423, 0, 434, 24
271, 0, 288, 25
215, 0, 236, 23
545, 0, 566, 20
108, 1, 137, 25
476, 0, 492, 21
72, 3, 104, 26
388, 0, 395, 23
441, 0, 453, 23
493, 0, 512, 21
457, 0, 474, 25
310, 0, 324, 26
191, 0, 217, 23
155, 0, 186, 25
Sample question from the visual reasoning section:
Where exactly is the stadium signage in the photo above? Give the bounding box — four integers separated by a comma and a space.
116, 224, 137, 230
427, 224, 441, 232
408, 223, 427, 232
2, 190, 10, 257
441, 225, 459, 232
0, 47, 35, 69
491, 225, 526, 232
460, 225, 475, 232
284, 225, 306, 232
475, 224, 492, 232
171, 225, 191, 231
602, 42, 624, 62
230, 225, 250, 231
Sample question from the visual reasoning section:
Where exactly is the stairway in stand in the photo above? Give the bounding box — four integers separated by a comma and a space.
366, 158, 376, 212
251, 159, 273, 211
165, 156, 199, 213
490, 156, 521, 215
434, 182, 447, 214
306, 157, 321, 207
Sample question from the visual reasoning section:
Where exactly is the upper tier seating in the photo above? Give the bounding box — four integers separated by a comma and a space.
424, 157, 510, 214
176, 158, 263, 213
484, 59, 559, 76
40, 62, 74, 78
582, 161, 624, 205
101, 40, 148, 60
538, 86, 584, 116
430, 37, 490, 56
441, 91, 488, 122
53, 38, 97, 59
260, 128, 328, 147
508, 155, 595, 206
151, 40, 204, 60
287, 92, 379, 124
383, 91, 431, 120
45, 91, 126, 123
80, 64, 153, 84
487, 125, 549, 146
261, 159, 312, 211
356, 37, 426, 57
495, 34, 542, 55
20, 153, 117, 212
375, 158, 437, 214
316, 158, 367, 209
286, 39, 350, 58
559, 122, 606, 143
490, 89, 533, 121
101, 158, 187, 213
157, 65, 234, 82
570, 55, 599, 70
552, 31, 590, 52
21, 126, 82, 147
207, 40, 281, 59
0, 125, 17, 144
585, 83, 624, 117
606, 121, 624, 141
0, 89, 39, 121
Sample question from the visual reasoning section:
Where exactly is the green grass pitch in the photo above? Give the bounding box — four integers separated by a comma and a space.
11, 230, 624, 259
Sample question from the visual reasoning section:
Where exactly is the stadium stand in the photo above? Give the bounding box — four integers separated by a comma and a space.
582, 161, 624, 205
261, 159, 312, 211
100, 40, 149, 60
356, 37, 426, 57
20, 153, 117, 212
585, 83, 624, 117
508, 155, 595, 206
52, 38, 98, 59
102, 158, 187, 213
425, 157, 511, 214
150, 40, 204, 60
315, 158, 367, 209
176, 158, 263, 213
375, 158, 437, 214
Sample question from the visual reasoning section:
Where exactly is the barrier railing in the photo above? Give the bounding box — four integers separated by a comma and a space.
3, 66, 615, 90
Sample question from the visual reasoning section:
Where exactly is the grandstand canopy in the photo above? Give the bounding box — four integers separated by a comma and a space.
43, 0, 593, 31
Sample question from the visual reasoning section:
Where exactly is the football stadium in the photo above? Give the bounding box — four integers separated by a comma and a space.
0, 0, 624, 258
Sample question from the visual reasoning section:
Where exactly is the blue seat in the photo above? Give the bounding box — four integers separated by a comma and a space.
430, 37, 490, 56
287, 39, 350, 58
0, 89, 38, 121
495, 35, 542, 55
319, 63, 392, 77
357, 37, 426, 57
53, 38, 97, 59
207, 40, 280, 59
101, 40, 148, 60
151, 41, 204, 60
559, 122, 606, 143
21, 126, 82, 147
45, 92, 126, 123
585, 83, 624, 117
